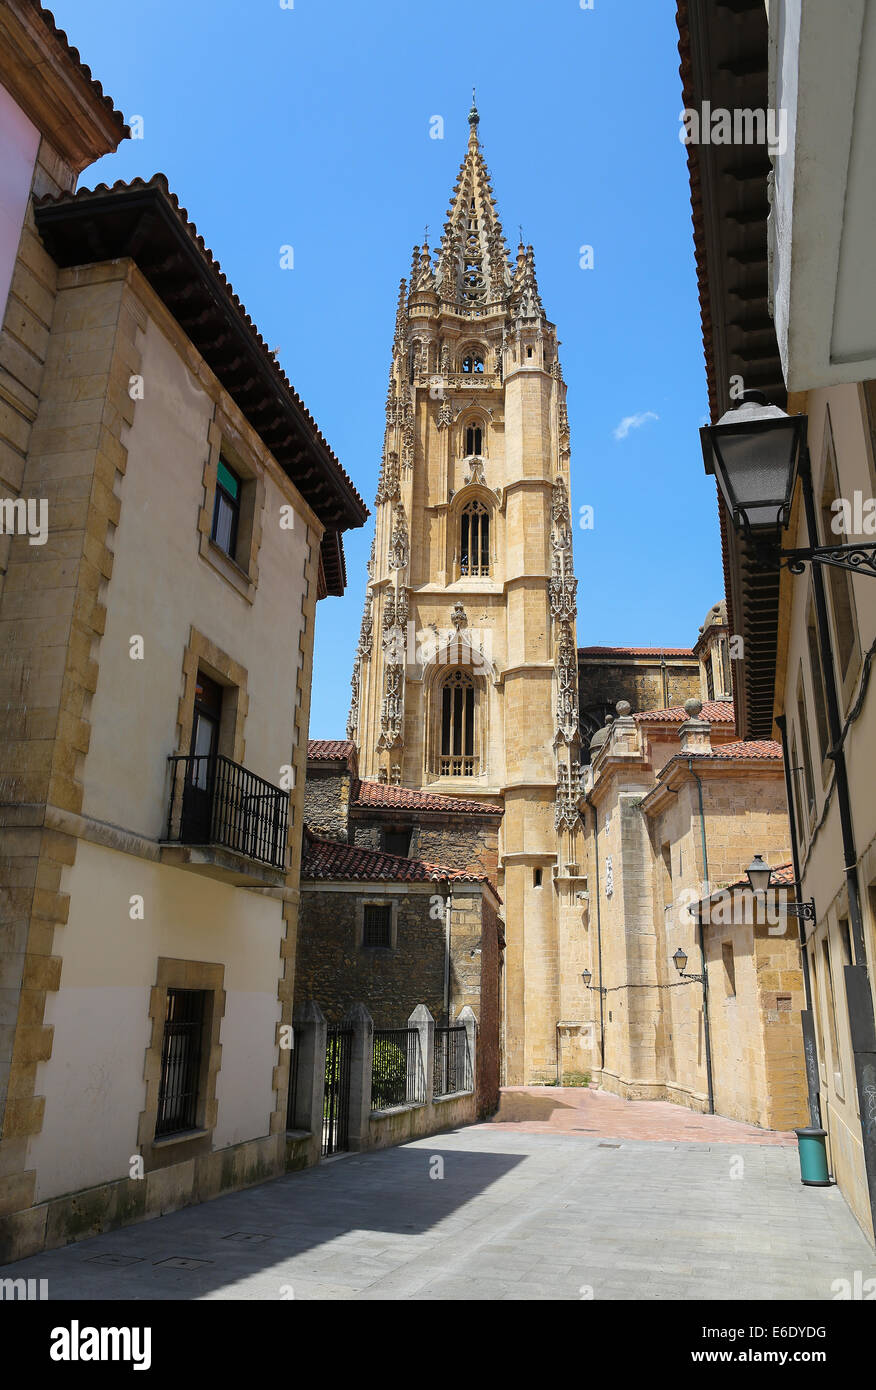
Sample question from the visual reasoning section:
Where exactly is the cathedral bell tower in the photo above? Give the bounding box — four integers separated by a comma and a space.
347, 99, 582, 1083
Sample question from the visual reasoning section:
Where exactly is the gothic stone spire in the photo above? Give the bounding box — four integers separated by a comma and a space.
435, 106, 512, 308
510, 242, 546, 324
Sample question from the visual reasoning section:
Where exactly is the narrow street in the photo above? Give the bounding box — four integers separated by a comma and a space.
4, 1089, 873, 1301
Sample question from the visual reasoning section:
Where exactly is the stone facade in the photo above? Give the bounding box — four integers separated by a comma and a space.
299, 741, 503, 1115
296, 885, 446, 1027
305, 766, 355, 842
566, 694, 807, 1131
0, 12, 366, 1261
577, 647, 701, 741
296, 870, 501, 1118
347, 102, 581, 1084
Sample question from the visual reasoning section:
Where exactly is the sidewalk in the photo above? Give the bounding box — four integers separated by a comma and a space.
0, 1091, 870, 1300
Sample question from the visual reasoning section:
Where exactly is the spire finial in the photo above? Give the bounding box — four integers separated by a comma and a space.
468, 87, 479, 128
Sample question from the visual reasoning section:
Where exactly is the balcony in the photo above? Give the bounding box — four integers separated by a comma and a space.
439, 755, 478, 777
162, 754, 289, 887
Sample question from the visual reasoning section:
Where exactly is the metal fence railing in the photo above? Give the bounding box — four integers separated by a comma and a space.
323, 1026, 353, 1155
433, 1025, 472, 1099
371, 1028, 425, 1110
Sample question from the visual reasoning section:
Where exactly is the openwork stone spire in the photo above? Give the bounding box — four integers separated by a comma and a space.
510, 242, 546, 324
435, 106, 512, 308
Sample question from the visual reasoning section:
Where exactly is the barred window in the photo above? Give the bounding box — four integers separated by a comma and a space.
155, 988, 207, 1138
363, 904, 392, 949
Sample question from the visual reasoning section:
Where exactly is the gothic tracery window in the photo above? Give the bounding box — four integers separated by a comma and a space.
460, 499, 490, 577
440, 669, 477, 776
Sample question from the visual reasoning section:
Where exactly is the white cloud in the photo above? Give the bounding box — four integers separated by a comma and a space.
613, 410, 659, 441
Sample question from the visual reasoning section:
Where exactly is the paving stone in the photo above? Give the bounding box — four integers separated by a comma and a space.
2, 1095, 874, 1300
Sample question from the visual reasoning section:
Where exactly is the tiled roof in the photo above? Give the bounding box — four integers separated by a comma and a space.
352, 780, 502, 815
693, 739, 782, 761
767, 863, 796, 885
301, 833, 499, 897
635, 700, 735, 724
32, 3, 129, 133
578, 646, 695, 659
34, 176, 367, 545
308, 739, 356, 763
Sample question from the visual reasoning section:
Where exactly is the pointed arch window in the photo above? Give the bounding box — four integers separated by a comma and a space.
460, 499, 490, 577
440, 669, 477, 776
464, 424, 483, 456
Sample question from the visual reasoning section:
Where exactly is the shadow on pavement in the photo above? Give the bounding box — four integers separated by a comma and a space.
0, 1140, 527, 1300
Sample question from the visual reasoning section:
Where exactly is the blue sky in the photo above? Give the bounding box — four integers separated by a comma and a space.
50, 0, 721, 738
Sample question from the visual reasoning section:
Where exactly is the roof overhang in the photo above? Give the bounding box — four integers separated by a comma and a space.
677, 0, 787, 739
0, 1, 129, 170
34, 178, 368, 590
770, 0, 876, 388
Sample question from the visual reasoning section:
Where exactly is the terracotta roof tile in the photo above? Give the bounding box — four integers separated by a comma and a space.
352, 780, 502, 815
764, 862, 795, 885
301, 833, 499, 898
635, 700, 735, 724
32, 3, 129, 134
693, 739, 782, 761
578, 646, 695, 659
308, 739, 356, 763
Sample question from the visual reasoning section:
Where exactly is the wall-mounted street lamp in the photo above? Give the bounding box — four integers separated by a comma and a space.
744, 854, 816, 921
744, 853, 772, 895
701, 392, 876, 577
670, 944, 714, 1113
581, 968, 606, 996
672, 946, 704, 983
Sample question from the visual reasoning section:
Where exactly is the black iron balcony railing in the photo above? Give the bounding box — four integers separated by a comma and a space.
165, 754, 289, 870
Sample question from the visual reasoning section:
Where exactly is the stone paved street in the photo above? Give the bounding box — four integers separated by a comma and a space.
2, 1089, 874, 1301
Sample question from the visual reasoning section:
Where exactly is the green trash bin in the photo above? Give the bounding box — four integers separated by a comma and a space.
795, 1127, 831, 1186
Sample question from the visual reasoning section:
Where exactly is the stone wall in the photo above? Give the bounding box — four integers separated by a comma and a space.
578, 656, 700, 739
296, 880, 500, 1116
296, 886, 446, 1027
350, 812, 499, 880
412, 816, 500, 881
304, 766, 352, 841
705, 907, 807, 1131
368, 1091, 477, 1150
